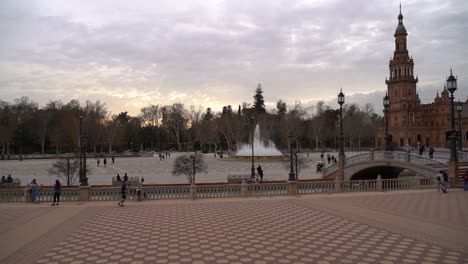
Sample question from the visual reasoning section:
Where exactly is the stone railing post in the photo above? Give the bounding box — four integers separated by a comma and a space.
79, 186, 90, 202
415, 175, 421, 189
24, 184, 31, 203
448, 161, 459, 187
377, 175, 383, 192
190, 183, 198, 199
288, 181, 298, 196
370, 149, 374, 160
334, 176, 341, 193
241, 180, 248, 197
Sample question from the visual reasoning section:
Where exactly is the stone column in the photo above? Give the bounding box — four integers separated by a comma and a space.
24, 184, 31, 203
377, 175, 383, 192
241, 180, 248, 197
334, 176, 341, 193
288, 181, 298, 196
448, 161, 459, 187
190, 183, 198, 199
79, 186, 90, 202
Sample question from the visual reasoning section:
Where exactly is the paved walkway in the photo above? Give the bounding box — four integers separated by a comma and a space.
0, 189, 467, 264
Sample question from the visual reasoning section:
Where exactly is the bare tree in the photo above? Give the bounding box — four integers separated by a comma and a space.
282, 153, 312, 178
172, 153, 208, 184
48, 158, 90, 186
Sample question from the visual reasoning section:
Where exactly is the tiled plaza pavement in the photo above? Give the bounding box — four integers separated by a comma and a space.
0, 190, 467, 264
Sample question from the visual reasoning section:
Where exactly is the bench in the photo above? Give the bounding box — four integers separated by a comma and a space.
0, 179, 21, 189
227, 174, 252, 184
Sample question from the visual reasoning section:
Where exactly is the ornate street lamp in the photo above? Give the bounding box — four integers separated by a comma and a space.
457, 100, 463, 151
338, 89, 345, 156
447, 69, 457, 162
250, 113, 256, 180
288, 131, 296, 181
383, 93, 390, 151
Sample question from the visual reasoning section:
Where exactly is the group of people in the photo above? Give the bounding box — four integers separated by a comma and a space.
158, 152, 170, 160
1, 175, 13, 183
28, 179, 62, 205
320, 153, 337, 165
97, 156, 115, 167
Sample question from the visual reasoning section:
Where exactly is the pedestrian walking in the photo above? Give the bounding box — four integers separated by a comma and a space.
30, 179, 38, 204
463, 171, 468, 191
103, 157, 107, 167
118, 180, 127, 207
436, 171, 442, 192
97, 159, 100, 167
116, 173, 121, 182
442, 171, 449, 193
429, 147, 434, 159
327, 154, 331, 165
124, 173, 128, 182
257, 165, 264, 183
52, 180, 61, 206
112, 156, 115, 164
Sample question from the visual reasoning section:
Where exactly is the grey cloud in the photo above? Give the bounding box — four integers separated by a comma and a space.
0, 0, 466, 115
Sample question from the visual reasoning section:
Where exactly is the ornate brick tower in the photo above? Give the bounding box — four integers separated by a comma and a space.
385, 5, 419, 147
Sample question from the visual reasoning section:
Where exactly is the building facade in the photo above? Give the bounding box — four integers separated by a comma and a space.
376, 7, 466, 150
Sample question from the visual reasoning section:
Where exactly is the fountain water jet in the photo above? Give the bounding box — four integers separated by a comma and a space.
234, 124, 285, 160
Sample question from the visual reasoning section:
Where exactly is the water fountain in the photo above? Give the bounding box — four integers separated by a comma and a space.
234, 124, 285, 160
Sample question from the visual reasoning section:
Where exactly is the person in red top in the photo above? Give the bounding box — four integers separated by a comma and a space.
463, 171, 468, 191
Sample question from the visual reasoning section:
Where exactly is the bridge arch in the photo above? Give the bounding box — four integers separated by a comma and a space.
323, 151, 448, 181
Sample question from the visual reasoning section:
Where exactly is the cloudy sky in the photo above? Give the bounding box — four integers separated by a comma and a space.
0, 0, 467, 115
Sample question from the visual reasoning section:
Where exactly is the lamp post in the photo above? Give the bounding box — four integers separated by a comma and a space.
383, 93, 390, 151
288, 131, 296, 181
78, 111, 88, 186
337, 89, 345, 181
457, 100, 463, 151
250, 113, 256, 180
338, 89, 345, 156
447, 69, 458, 162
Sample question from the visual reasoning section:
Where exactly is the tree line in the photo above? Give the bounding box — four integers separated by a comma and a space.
0, 87, 383, 156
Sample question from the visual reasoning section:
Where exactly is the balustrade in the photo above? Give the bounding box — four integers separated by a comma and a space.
0, 188, 24, 202
298, 181, 335, 194
197, 184, 242, 198
248, 183, 288, 196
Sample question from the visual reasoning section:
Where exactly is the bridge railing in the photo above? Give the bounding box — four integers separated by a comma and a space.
409, 155, 448, 170
344, 152, 372, 166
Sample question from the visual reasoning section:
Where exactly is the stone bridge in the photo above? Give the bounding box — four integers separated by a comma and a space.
323, 151, 451, 181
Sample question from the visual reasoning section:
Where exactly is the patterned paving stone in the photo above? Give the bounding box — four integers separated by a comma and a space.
1, 193, 467, 264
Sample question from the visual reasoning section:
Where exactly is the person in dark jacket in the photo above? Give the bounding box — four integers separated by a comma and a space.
118, 180, 127, 207
52, 180, 62, 206
257, 165, 264, 183
442, 171, 449, 193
